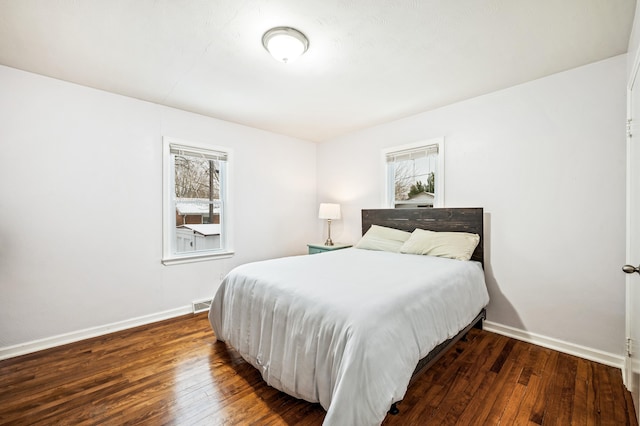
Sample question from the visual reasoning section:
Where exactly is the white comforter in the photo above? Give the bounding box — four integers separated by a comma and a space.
209, 248, 489, 425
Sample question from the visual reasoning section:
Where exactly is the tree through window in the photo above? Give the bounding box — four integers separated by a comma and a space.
384, 139, 444, 208
163, 137, 232, 264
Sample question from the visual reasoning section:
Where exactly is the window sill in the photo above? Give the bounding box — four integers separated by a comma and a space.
162, 250, 235, 266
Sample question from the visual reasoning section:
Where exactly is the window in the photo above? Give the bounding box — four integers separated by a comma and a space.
162, 137, 233, 265
383, 138, 444, 208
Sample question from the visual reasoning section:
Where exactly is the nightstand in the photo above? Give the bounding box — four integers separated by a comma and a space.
307, 243, 352, 254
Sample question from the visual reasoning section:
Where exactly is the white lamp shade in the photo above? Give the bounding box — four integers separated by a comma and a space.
262, 27, 309, 63
318, 203, 341, 220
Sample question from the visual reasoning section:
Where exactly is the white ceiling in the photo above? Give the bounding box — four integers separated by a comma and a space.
0, 0, 636, 142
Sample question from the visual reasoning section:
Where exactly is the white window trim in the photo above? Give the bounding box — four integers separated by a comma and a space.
381, 137, 445, 208
162, 136, 234, 265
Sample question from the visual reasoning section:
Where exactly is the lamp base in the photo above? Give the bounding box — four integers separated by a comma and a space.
324, 218, 334, 246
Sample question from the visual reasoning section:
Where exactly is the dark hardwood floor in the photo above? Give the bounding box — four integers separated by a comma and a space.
0, 313, 636, 425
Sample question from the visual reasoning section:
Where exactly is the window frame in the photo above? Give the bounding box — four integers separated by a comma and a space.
382, 138, 445, 208
162, 136, 234, 265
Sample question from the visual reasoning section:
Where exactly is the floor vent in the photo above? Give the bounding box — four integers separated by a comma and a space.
192, 299, 212, 314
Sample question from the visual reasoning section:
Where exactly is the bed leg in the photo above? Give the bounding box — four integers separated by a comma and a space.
388, 403, 400, 415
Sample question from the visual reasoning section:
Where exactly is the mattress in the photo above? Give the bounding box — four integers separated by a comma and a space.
209, 248, 489, 425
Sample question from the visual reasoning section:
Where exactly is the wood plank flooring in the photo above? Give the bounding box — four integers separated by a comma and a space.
0, 313, 636, 425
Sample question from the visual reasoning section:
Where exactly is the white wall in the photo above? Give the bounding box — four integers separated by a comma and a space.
629, 2, 640, 81
0, 65, 317, 353
317, 55, 627, 357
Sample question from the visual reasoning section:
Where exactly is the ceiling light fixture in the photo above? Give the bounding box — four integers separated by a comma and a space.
262, 27, 309, 63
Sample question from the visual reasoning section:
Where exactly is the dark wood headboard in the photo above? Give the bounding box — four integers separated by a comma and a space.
361, 208, 484, 265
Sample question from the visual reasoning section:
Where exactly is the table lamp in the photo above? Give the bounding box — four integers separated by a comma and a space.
318, 203, 341, 246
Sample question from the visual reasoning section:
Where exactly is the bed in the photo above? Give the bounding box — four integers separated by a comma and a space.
208, 207, 489, 425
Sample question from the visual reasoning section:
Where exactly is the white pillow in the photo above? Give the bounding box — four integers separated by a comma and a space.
399, 228, 480, 261
355, 225, 412, 253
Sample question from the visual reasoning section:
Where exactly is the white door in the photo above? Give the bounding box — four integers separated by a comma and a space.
624, 61, 640, 421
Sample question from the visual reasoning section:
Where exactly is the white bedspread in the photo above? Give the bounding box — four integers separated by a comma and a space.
209, 248, 489, 425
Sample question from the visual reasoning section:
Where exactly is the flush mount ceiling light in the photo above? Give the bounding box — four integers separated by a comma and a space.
262, 27, 309, 63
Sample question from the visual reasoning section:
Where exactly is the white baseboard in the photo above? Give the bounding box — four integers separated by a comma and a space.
484, 320, 625, 370
0, 305, 193, 361
1, 311, 625, 372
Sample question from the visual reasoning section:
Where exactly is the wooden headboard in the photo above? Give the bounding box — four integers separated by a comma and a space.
361, 208, 484, 265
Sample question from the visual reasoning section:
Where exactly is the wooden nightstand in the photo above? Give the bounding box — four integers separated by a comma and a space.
307, 243, 352, 254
